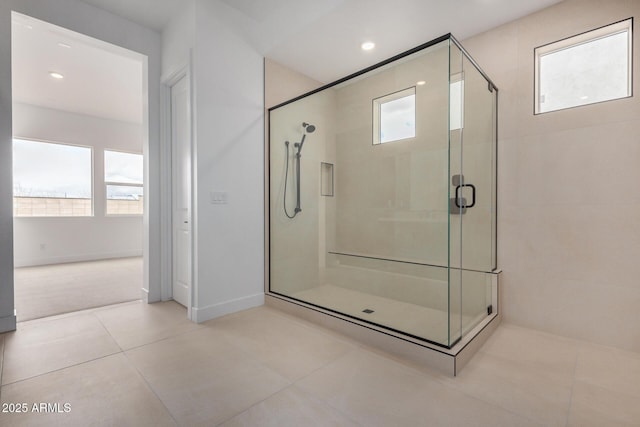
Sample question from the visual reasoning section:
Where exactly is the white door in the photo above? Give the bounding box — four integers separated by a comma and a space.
171, 75, 191, 307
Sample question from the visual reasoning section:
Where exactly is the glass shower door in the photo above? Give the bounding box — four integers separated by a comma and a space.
449, 38, 498, 346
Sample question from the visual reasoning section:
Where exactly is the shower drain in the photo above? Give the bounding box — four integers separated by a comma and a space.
362, 309, 375, 314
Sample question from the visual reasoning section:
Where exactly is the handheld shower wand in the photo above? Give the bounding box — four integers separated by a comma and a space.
284, 122, 317, 219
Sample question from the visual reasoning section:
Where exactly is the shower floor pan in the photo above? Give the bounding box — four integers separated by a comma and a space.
266, 272, 501, 376
292, 284, 482, 345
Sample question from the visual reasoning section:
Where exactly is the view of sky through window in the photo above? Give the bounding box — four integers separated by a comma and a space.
12, 139, 92, 198
536, 19, 631, 113
104, 150, 143, 184
380, 94, 416, 143
104, 150, 143, 202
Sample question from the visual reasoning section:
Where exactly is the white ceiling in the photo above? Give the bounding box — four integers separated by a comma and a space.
80, 0, 185, 32
11, 0, 564, 124
80, 0, 563, 83
11, 12, 144, 124
258, 0, 565, 83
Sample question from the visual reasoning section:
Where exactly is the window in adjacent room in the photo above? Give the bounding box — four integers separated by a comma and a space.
13, 139, 93, 217
104, 150, 143, 215
535, 18, 632, 114
373, 87, 416, 144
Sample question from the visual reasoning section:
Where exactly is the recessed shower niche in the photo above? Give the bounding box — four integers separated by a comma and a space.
266, 34, 500, 375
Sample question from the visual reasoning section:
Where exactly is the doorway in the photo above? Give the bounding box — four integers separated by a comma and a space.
11, 12, 148, 321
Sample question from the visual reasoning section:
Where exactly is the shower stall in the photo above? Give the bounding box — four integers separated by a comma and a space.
267, 34, 499, 358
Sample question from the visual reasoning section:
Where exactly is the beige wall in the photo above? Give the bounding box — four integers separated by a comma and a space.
462, 0, 640, 351
265, 59, 327, 295
332, 41, 497, 272
333, 42, 451, 266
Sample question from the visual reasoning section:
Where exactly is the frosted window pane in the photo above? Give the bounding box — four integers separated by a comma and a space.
538, 30, 630, 113
380, 94, 415, 143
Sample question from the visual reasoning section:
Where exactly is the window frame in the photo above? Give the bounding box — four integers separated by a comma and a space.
12, 137, 94, 218
372, 86, 416, 145
103, 148, 144, 217
534, 18, 633, 115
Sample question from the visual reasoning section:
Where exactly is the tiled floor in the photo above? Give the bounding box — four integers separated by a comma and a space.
0, 301, 639, 426
14, 257, 143, 322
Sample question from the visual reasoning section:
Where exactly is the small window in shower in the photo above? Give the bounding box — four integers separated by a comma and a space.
373, 87, 416, 144
535, 18, 632, 114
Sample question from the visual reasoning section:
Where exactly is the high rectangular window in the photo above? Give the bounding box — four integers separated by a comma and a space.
104, 150, 143, 215
373, 87, 416, 144
13, 139, 93, 217
535, 18, 632, 114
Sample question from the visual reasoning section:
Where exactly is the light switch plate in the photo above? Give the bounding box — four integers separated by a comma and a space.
210, 191, 229, 204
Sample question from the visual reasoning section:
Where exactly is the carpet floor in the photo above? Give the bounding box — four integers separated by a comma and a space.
14, 257, 142, 322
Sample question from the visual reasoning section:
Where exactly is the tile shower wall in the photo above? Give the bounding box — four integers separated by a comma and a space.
331, 43, 496, 272
332, 43, 450, 266
462, 0, 640, 351
269, 91, 337, 295
265, 59, 330, 295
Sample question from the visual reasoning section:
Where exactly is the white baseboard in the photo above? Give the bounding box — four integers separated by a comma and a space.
140, 287, 150, 304
14, 251, 143, 268
0, 312, 17, 333
191, 293, 265, 323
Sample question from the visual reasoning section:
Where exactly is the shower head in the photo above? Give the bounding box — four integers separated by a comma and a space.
296, 122, 315, 155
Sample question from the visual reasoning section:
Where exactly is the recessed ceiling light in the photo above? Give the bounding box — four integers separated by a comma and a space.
58, 42, 72, 49
49, 72, 64, 79
417, 81, 426, 86
361, 41, 375, 51
580, 95, 589, 100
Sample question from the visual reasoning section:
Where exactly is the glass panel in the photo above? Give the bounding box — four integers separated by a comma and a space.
12, 139, 92, 217
454, 45, 498, 338
448, 41, 464, 346
460, 270, 493, 336
459, 55, 496, 272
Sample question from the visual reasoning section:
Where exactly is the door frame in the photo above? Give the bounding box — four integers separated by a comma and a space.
161, 57, 196, 321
